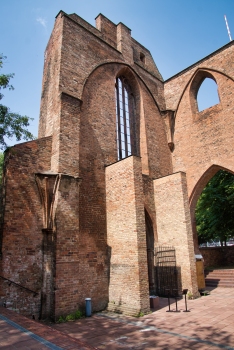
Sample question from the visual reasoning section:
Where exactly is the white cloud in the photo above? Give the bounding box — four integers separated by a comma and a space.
36, 17, 47, 28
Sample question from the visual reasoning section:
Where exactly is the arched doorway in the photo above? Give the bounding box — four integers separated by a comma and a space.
145, 210, 155, 294
192, 169, 234, 288
195, 169, 234, 247
190, 165, 234, 251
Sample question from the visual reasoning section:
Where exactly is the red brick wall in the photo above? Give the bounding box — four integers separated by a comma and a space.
0, 137, 52, 317
69, 53, 169, 315
171, 67, 234, 198
38, 16, 63, 138
54, 175, 82, 317
106, 156, 150, 315
3, 11, 234, 318
164, 42, 234, 112
51, 93, 81, 175
95, 14, 117, 48
139, 81, 172, 178
200, 246, 234, 268
164, 42, 234, 249
154, 172, 199, 297
0, 10, 190, 317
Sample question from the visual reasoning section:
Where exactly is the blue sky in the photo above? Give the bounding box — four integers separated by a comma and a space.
1, 0, 234, 146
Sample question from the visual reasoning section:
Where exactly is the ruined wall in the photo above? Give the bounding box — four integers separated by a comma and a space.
200, 246, 234, 268
53, 175, 81, 318
39, 11, 167, 176
139, 80, 172, 178
38, 16, 63, 138
154, 172, 199, 297
106, 156, 150, 315
75, 60, 169, 315
41, 11, 170, 316
4, 10, 234, 318
0, 137, 52, 317
164, 42, 234, 199
164, 42, 234, 252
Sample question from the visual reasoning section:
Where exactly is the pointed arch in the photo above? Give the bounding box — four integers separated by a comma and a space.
197, 78, 219, 111
115, 67, 142, 160
190, 70, 219, 114
189, 164, 234, 251
174, 67, 234, 119
81, 61, 161, 113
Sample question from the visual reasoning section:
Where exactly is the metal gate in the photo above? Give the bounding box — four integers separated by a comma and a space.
155, 246, 181, 297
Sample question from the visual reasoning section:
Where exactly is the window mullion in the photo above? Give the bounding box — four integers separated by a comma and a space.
115, 76, 135, 161
116, 79, 122, 160
122, 83, 128, 157
128, 97, 135, 156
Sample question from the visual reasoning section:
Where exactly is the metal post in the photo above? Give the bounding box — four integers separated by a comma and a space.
185, 293, 188, 311
85, 298, 92, 317
183, 289, 190, 312
173, 289, 180, 312
166, 289, 172, 312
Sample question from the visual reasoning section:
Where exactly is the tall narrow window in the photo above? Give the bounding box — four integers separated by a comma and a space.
115, 76, 136, 160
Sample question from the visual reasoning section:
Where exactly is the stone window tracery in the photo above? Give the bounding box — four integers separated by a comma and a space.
115, 76, 136, 160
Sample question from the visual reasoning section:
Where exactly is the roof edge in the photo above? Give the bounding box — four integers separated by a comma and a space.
165, 40, 234, 83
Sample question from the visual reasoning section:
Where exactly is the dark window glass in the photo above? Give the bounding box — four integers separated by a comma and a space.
115, 76, 136, 160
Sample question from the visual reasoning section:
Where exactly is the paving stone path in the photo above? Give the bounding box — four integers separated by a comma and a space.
0, 287, 234, 349
0, 308, 96, 349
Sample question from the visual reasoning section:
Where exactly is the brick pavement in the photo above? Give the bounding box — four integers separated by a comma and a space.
0, 307, 97, 350
54, 287, 234, 349
0, 287, 234, 349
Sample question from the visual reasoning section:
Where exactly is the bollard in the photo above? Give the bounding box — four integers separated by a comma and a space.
166, 289, 172, 312
85, 298, 92, 317
182, 289, 190, 312
173, 289, 180, 312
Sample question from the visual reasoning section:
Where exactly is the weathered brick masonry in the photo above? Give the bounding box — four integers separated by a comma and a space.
106, 156, 149, 315
0, 137, 52, 318
0, 10, 234, 318
164, 43, 234, 251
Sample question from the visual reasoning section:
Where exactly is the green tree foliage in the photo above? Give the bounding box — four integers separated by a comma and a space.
195, 170, 234, 246
0, 54, 34, 149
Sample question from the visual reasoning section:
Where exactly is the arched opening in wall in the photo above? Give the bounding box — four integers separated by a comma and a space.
140, 52, 145, 64
195, 169, 234, 250
197, 77, 220, 112
145, 210, 155, 294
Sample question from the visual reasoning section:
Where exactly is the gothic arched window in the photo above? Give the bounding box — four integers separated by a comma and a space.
197, 78, 220, 112
115, 76, 136, 160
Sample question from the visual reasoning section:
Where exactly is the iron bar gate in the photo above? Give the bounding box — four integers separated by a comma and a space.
155, 246, 181, 297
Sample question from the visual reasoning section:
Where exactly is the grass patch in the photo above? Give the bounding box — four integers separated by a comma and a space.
57, 310, 83, 323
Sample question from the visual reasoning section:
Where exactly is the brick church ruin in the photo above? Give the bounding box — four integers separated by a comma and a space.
0, 10, 234, 320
